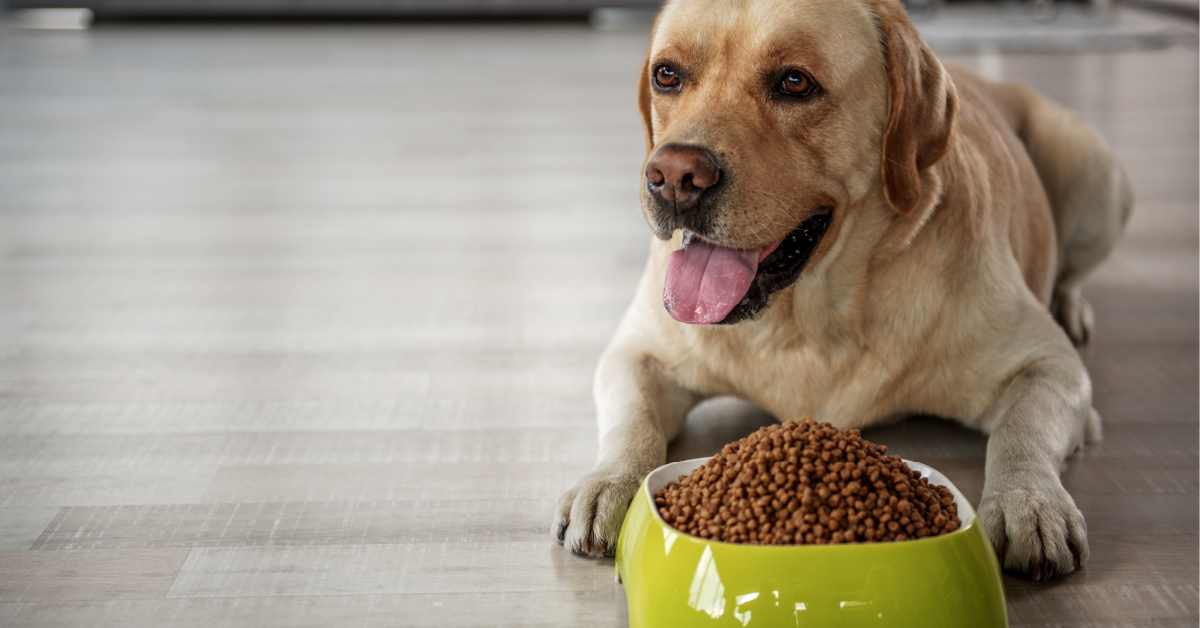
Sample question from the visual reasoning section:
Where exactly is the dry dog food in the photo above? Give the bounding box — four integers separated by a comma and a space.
653, 418, 960, 544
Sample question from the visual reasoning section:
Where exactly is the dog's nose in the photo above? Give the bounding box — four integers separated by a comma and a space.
645, 144, 720, 211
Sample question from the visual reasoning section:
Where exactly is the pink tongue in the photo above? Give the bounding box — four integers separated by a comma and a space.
664, 238, 760, 324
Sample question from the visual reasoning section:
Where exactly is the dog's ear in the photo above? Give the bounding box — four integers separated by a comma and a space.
637, 50, 654, 154
874, 0, 958, 215
637, 17, 660, 156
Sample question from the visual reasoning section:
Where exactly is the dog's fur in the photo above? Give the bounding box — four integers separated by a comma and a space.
554, 0, 1131, 579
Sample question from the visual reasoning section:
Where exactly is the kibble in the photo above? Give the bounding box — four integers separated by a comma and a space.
653, 418, 960, 544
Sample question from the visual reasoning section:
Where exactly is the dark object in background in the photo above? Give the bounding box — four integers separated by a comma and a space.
1, 0, 661, 19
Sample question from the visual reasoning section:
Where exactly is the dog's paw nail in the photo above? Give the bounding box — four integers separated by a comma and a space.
556, 523, 567, 542
1029, 558, 1044, 581
1069, 541, 1083, 569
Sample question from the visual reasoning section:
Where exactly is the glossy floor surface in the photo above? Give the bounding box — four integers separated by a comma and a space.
0, 11, 1196, 627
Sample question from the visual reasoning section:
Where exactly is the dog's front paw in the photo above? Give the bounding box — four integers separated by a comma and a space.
977, 485, 1088, 580
554, 468, 644, 557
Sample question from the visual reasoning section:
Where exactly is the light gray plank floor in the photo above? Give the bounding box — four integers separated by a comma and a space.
0, 12, 1196, 628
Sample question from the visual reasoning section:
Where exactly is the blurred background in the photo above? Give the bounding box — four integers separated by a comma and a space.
0, 0, 1196, 626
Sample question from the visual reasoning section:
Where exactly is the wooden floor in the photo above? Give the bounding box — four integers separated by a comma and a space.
0, 14, 1196, 628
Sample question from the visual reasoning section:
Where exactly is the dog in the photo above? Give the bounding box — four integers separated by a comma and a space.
554, 0, 1131, 580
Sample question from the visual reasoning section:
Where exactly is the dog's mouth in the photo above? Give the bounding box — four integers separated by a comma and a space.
663, 207, 832, 325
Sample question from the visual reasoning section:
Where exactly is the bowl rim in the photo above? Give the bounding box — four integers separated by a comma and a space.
641, 456, 975, 548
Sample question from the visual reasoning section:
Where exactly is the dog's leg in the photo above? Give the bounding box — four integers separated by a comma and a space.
1016, 84, 1133, 346
1050, 162, 1130, 346
976, 341, 1093, 579
554, 342, 698, 557
1049, 160, 1131, 346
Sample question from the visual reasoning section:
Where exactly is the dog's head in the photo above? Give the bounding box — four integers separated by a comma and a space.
640, 0, 958, 325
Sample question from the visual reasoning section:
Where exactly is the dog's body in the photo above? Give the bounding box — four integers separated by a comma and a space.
555, 0, 1131, 579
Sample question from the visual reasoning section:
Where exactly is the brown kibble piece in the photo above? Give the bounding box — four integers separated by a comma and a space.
652, 418, 963, 545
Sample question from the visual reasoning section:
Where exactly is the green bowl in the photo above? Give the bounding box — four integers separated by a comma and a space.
616, 457, 1007, 627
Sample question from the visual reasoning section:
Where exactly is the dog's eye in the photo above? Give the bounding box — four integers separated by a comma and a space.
780, 70, 818, 97
653, 64, 680, 89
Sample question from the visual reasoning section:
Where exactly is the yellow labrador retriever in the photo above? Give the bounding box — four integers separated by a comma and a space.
555, 0, 1131, 579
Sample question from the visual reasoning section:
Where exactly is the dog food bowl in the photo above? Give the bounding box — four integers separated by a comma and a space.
615, 457, 1007, 627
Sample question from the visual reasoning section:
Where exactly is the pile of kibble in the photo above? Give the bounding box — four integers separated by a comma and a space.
653, 418, 960, 545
